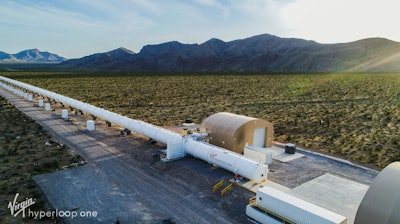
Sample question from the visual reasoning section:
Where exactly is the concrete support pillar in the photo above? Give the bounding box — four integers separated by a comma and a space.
62, 109, 69, 119
45, 103, 51, 111
87, 120, 95, 131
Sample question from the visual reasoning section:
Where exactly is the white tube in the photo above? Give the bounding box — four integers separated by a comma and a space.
0, 76, 180, 144
184, 139, 268, 183
0, 76, 269, 183
191, 132, 208, 140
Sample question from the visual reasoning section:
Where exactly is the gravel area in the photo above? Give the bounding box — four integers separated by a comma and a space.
1, 86, 380, 224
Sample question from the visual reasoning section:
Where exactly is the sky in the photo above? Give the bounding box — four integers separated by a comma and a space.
1, 0, 399, 59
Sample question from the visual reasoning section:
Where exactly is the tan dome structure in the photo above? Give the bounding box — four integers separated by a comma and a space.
201, 112, 273, 154
354, 162, 400, 224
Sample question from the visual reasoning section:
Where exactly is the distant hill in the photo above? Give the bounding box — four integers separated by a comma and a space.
4, 35, 400, 72
60, 47, 136, 70
50, 34, 400, 72
0, 49, 66, 63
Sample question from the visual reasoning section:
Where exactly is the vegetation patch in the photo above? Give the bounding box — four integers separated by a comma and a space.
2, 72, 400, 169
0, 95, 83, 224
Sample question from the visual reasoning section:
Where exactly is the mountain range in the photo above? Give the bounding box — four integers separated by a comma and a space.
5, 34, 400, 72
0, 49, 66, 63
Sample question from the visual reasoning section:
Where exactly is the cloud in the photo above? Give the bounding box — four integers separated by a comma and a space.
2, 0, 398, 58
192, 0, 230, 16
281, 0, 400, 43
0, 0, 160, 57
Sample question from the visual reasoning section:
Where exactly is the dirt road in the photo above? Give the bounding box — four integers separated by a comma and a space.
0, 87, 251, 223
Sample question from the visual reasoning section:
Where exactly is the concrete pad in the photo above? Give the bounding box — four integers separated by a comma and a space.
268, 146, 305, 162
290, 173, 369, 224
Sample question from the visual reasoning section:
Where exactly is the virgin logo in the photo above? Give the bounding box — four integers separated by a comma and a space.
8, 193, 35, 218
209, 152, 217, 159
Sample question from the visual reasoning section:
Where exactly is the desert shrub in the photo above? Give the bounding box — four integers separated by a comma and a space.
69, 155, 81, 163
4, 72, 400, 168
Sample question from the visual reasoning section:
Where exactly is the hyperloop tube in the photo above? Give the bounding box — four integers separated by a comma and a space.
0, 76, 269, 183
184, 139, 268, 183
0, 76, 180, 144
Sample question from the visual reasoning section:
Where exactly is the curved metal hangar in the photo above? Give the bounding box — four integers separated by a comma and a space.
201, 112, 274, 154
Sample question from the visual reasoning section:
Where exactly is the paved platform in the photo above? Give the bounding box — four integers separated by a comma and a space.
246, 145, 305, 163
269, 145, 305, 162
232, 166, 370, 224
291, 173, 369, 224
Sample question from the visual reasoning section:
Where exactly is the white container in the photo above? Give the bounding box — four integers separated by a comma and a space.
45, 103, 51, 111
244, 146, 273, 165
87, 120, 95, 131
61, 109, 69, 119
38, 99, 44, 107
251, 186, 347, 224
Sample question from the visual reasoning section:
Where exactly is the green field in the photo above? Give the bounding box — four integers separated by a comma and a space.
2, 72, 400, 169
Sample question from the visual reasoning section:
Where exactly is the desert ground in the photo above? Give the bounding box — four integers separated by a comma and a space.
1, 78, 379, 223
